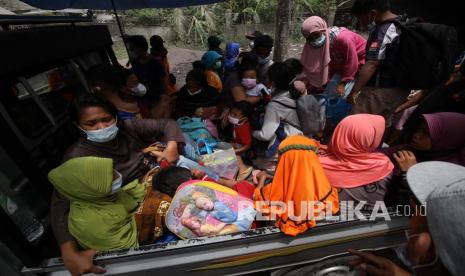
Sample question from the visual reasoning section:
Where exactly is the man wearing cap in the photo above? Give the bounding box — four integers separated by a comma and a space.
350, 161, 465, 276
251, 35, 274, 84
246, 30, 264, 50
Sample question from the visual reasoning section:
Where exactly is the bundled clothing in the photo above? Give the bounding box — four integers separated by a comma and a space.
48, 157, 145, 250
253, 91, 302, 148
254, 135, 339, 236
319, 114, 394, 208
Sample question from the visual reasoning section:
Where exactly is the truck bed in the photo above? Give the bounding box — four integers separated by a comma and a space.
23, 217, 408, 275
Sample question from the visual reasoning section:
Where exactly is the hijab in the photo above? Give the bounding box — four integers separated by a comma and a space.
48, 157, 145, 250
423, 112, 465, 166
201, 51, 222, 69
319, 114, 394, 189
224, 42, 241, 70
300, 16, 331, 88
255, 135, 339, 236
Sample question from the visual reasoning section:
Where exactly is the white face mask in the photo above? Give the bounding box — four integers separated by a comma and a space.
130, 83, 147, 97
111, 171, 123, 194
81, 121, 119, 143
187, 88, 202, 96
310, 34, 326, 48
248, 40, 255, 49
228, 115, 240, 125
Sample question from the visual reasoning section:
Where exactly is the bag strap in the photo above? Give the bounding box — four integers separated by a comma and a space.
271, 100, 301, 130
272, 100, 297, 110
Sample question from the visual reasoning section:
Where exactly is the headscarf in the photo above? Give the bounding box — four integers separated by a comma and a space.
224, 42, 241, 70
423, 112, 465, 166
319, 114, 394, 189
300, 16, 331, 88
48, 157, 145, 251
201, 51, 222, 69
255, 135, 339, 236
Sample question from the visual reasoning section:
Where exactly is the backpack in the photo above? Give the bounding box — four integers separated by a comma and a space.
165, 180, 256, 239
384, 18, 458, 90
177, 116, 216, 144
272, 95, 327, 136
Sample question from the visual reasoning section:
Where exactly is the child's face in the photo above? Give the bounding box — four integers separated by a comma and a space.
230, 108, 247, 122
195, 196, 214, 211
243, 70, 257, 80
242, 70, 258, 89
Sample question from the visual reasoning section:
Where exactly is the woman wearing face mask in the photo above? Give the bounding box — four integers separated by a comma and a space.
174, 69, 221, 118
49, 157, 145, 251
51, 93, 185, 274
300, 16, 366, 95
87, 65, 144, 121
201, 51, 224, 93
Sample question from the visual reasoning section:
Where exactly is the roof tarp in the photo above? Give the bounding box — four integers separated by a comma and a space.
20, 0, 224, 10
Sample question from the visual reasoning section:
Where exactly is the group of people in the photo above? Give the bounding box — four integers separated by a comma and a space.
47, 0, 465, 275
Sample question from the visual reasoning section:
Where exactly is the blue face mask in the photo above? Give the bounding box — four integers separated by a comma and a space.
310, 34, 326, 48
111, 171, 123, 194
82, 122, 119, 143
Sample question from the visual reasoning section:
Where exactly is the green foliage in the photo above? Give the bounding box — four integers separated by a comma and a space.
122, 0, 347, 47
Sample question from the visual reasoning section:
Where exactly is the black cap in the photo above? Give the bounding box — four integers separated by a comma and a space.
245, 30, 264, 40
253, 34, 274, 49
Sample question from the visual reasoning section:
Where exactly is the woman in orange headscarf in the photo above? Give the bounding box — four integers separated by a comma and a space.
254, 135, 339, 236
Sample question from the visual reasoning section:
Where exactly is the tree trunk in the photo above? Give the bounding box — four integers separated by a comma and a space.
273, 0, 293, 62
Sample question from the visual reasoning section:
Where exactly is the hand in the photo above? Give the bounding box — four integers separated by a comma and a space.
347, 92, 358, 105
394, 150, 417, 172
220, 108, 230, 129
191, 168, 206, 179
158, 141, 179, 164
349, 249, 412, 276
256, 171, 272, 188
336, 83, 347, 97
61, 241, 106, 276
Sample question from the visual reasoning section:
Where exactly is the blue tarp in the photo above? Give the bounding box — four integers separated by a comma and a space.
21, 0, 224, 10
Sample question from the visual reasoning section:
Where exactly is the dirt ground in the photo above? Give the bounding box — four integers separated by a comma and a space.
168, 47, 204, 88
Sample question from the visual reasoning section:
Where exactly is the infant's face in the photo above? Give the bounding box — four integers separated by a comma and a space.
195, 197, 214, 211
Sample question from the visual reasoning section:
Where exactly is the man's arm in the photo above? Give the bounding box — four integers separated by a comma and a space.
231, 85, 262, 105
347, 60, 379, 104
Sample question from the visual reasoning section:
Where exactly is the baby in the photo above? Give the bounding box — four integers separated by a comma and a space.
240, 66, 270, 98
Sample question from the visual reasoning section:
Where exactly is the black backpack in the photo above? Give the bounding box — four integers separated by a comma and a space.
384, 18, 458, 90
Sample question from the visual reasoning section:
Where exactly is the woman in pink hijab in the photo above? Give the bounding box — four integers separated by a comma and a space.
300, 16, 366, 95
319, 114, 394, 209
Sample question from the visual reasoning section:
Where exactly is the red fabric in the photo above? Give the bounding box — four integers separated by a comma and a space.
233, 181, 255, 200
233, 121, 252, 146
